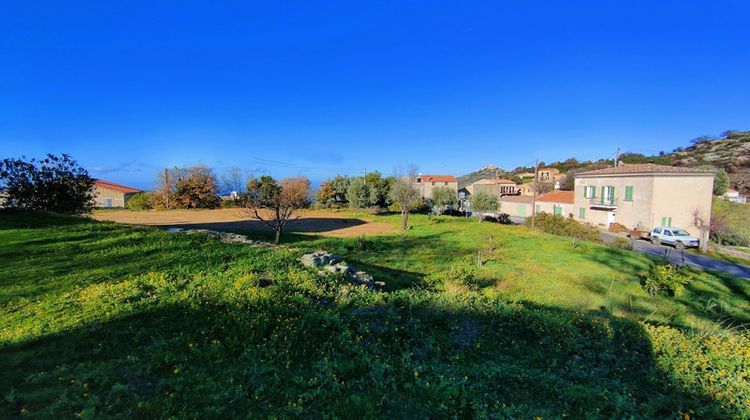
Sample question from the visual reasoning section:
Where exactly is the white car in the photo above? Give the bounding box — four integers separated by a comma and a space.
649, 226, 700, 250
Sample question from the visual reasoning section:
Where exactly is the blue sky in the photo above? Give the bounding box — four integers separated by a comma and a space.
1, 1, 748, 189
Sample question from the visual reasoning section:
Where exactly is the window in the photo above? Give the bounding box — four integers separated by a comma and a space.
535, 204, 541, 213
624, 186, 633, 201
600, 186, 614, 205
579, 207, 585, 219
554, 205, 563, 216
104, 198, 113, 208
660, 217, 672, 227
517, 204, 526, 217
664, 230, 673, 236
431, 182, 436, 186
444, 182, 448, 186
585, 186, 596, 198
653, 228, 662, 234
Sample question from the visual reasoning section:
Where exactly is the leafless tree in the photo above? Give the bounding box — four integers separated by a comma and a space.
245, 176, 311, 244
220, 167, 250, 196
692, 208, 711, 253
388, 165, 421, 231
154, 167, 181, 209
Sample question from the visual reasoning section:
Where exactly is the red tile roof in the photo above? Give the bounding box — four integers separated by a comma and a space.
94, 179, 143, 194
418, 175, 457, 183
537, 190, 574, 204
577, 164, 711, 176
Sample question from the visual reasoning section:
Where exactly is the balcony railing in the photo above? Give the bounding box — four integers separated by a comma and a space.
588, 197, 619, 209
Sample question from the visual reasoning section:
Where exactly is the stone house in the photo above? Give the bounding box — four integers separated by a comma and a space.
93, 179, 143, 208
538, 168, 561, 183
466, 178, 519, 196
414, 175, 458, 199
573, 164, 714, 233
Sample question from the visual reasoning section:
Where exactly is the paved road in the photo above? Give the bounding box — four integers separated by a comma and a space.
601, 232, 750, 279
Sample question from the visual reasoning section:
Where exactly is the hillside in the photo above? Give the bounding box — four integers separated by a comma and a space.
456, 165, 510, 189
668, 131, 750, 169
2, 210, 749, 417
461, 131, 750, 192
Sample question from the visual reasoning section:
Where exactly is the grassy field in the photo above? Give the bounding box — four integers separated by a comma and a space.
2, 210, 749, 417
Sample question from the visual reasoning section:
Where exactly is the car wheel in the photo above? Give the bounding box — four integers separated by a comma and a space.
675, 241, 685, 251
651, 237, 661, 246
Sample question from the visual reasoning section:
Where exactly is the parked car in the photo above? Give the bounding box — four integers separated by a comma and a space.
649, 226, 700, 250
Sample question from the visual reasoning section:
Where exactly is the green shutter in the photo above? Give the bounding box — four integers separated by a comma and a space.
660, 216, 672, 226
610, 186, 615, 205
625, 186, 633, 201
517, 204, 526, 217
583, 187, 588, 198
535, 204, 540, 212
667, 217, 672, 227
554, 205, 562, 216
591, 186, 596, 198
579, 207, 585, 219
600, 187, 604, 204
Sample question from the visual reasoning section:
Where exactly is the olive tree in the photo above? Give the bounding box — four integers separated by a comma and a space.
430, 186, 457, 214
470, 191, 499, 222
245, 176, 311, 244
388, 166, 422, 231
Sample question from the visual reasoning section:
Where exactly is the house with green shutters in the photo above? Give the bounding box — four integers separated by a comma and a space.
573, 164, 714, 233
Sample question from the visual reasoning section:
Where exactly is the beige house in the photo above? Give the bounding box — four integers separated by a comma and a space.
414, 175, 458, 199
498, 195, 533, 218
93, 179, 143, 208
574, 164, 714, 233
499, 191, 574, 218
466, 178, 518, 196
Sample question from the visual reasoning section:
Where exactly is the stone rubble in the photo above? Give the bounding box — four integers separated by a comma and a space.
167, 227, 273, 247
299, 251, 385, 290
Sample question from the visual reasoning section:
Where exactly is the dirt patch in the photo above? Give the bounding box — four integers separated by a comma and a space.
92, 209, 396, 238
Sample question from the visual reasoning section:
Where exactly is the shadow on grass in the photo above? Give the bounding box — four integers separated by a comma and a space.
0, 298, 735, 417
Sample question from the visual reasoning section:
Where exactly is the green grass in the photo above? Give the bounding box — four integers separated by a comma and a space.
2, 210, 749, 417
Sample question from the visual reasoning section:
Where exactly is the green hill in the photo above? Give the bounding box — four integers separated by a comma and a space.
456, 165, 510, 189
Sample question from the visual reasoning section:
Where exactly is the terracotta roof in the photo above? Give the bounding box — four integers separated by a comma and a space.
472, 178, 515, 185
537, 190, 574, 204
94, 179, 143, 194
577, 164, 712, 176
418, 175, 457, 183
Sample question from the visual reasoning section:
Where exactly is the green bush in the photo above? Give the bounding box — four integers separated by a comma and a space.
611, 237, 634, 250
444, 260, 477, 289
126, 192, 153, 211
643, 264, 692, 297
525, 212, 600, 242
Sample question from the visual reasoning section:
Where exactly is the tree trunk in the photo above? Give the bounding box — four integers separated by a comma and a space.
699, 226, 709, 253
274, 228, 281, 245
401, 210, 409, 231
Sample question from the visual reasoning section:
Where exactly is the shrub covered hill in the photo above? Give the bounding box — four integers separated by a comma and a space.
460, 130, 750, 194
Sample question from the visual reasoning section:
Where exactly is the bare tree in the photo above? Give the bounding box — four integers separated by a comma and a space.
154, 167, 181, 209
220, 167, 249, 196
245, 176, 311, 244
388, 165, 421, 231
692, 208, 711, 253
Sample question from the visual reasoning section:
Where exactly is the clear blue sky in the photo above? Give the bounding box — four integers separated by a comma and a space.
2, 1, 748, 189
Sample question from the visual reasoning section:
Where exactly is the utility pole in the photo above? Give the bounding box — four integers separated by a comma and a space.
163, 168, 170, 209
531, 158, 539, 228
614, 147, 621, 168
